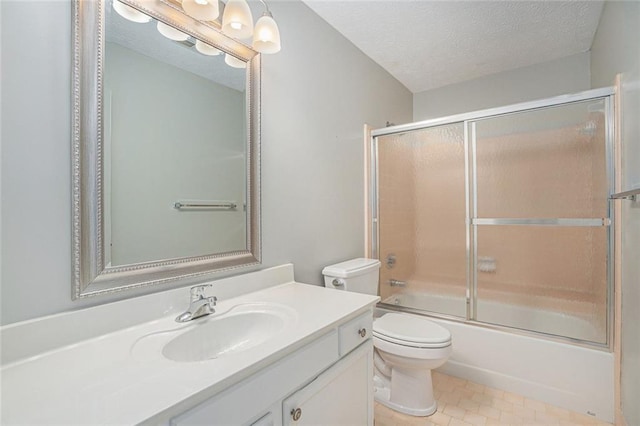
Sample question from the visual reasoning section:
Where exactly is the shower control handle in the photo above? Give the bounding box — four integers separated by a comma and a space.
385, 254, 396, 269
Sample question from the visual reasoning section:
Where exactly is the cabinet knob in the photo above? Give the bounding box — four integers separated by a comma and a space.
358, 328, 367, 338
291, 407, 302, 421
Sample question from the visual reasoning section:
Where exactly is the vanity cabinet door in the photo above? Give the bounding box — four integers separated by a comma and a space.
251, 412, 275, 426
169, 332, 339, 426
282, 341, 373, 426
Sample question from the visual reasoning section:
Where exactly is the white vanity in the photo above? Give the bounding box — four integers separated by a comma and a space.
0, 265, 379, 425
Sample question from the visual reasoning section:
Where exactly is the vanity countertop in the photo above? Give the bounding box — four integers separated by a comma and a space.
0, 269, 379, 425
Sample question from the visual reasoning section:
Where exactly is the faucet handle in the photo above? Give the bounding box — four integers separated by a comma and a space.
190, 284, 213, 300
207, 296, 218, 308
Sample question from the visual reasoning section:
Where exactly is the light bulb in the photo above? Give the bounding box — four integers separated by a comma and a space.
222, 0, 253, 39
225, 53, 247, 69
182, 0, 219, 21
157, 21, 189, 41
195, 40, 222, 56
112, 0, 151, 23
252, 12, 281, 54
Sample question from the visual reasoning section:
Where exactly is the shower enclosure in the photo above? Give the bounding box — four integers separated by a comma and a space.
370, 88, 614, 347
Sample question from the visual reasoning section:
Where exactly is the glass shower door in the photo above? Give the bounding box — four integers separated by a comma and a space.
376, 123, 467, 317
471, 99, 610, 344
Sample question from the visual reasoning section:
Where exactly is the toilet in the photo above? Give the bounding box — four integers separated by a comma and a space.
322, 258, 452, 417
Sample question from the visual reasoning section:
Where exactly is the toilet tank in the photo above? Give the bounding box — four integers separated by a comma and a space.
322, 258, 381, 295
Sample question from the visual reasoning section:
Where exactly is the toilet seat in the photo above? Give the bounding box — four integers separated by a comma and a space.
373, 313, 451, 348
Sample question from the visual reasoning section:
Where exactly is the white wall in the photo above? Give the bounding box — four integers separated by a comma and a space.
260, 1, 411, 285
105, 43, 246, 265
2, 1, 74, 325
590, 2, 640, 425
0, 0, 412, 325
413, 53, 591, 121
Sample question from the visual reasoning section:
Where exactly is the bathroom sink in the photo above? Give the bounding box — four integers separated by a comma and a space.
161, 304, 293, 362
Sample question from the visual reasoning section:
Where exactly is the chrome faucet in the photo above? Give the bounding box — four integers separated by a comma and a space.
175, 284, 217, 323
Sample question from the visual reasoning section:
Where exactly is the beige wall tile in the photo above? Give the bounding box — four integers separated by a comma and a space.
375, 112, 609, 338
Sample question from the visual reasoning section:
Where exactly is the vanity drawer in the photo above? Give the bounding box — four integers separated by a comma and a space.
339, 310, 373, 356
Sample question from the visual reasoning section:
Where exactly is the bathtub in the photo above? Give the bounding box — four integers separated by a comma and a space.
383, 292, 605, 343
377, 293, 614, 423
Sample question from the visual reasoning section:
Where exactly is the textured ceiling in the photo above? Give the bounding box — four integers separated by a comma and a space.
302, 0, 604, 93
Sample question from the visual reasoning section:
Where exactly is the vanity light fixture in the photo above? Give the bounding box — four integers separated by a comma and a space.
156, 21, 190, 41
112, 0, 151, 23
252, 0, 281, 53
220, 0, 281, 53
111, 0, 281, 59
221, 0, 254, 39
181, 0, 220, 22
224, 53, 247, 68
195, 39, 222, 56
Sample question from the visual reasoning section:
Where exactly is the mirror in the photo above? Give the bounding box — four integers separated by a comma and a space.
72, 0, 261, 298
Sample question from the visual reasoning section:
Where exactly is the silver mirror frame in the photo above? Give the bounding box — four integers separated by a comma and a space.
72, 0, 261, 299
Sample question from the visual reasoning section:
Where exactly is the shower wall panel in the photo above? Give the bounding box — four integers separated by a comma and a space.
377, 124, 467, 317
475, 103, 608, 219
373, 90, 612, 345
377, 134, 416, 302
473, 99, 609, 343
476, 226, 608, 342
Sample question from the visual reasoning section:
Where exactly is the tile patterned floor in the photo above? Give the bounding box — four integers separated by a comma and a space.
374, 371, 612, 426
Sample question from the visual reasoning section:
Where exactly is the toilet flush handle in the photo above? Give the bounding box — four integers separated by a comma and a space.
332, 278, 345, 287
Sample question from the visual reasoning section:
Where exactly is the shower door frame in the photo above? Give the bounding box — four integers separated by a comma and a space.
369, 87, 616, 350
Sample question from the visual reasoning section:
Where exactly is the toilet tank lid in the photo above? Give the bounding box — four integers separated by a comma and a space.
322, 258, 381, 278
374, 313, 451, 345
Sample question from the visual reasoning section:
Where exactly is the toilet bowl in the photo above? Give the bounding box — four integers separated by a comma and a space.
372, 312, 451, 416
322, 258, 452, 417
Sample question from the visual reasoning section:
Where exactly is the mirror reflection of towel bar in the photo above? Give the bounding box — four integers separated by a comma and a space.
174, 201, 237, 210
